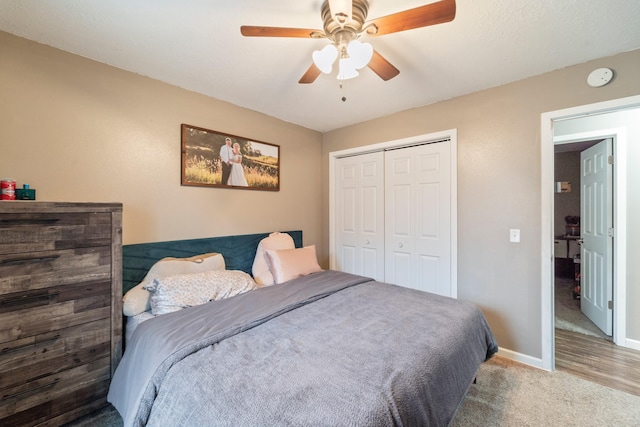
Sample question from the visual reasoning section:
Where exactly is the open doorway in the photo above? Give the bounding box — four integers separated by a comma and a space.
540, 95, 640, 371
553, 139, 612, 343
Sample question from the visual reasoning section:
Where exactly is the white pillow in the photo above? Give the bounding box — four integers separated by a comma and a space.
144, 270, 257, 316
265, 245, 322, 285
122, 252, 225, 316
252, 232, 295, 286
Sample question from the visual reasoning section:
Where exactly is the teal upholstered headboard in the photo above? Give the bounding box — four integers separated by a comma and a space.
122, 231, 303, 294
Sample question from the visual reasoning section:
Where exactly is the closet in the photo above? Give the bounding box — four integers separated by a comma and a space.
333, 136, 454, 297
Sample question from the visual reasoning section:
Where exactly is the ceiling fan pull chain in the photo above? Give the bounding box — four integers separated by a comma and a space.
340, 81, 347, 102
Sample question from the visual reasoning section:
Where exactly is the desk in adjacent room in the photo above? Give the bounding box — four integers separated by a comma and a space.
555, 235, 581, 259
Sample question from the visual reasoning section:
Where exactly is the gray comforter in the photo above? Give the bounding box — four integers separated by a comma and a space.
108, 270, 497, 427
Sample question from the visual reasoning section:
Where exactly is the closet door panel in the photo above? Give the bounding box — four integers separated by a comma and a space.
335, 152, 384, 281
391, 184, 412, 237
385, 151, 413, 286
385, 143, 451, 296
339, 245, 357, 275
417, 254, 439, 293
336, 163, 357, 276
359, 157, 384, 266
416, 145, 451, 296
389, 251, 412, 286
361, 247, 379, 278
361, 186, 378, 233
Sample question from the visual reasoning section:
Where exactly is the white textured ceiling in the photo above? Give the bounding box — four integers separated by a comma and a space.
1, 0, 639, 132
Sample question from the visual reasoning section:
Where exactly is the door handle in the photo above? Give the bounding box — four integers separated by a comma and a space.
398, 243, 403, 248
577, 239, 584, 245
365, 239, 370, 245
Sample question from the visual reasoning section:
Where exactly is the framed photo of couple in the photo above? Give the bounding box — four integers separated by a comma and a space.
181, 123, 280, 191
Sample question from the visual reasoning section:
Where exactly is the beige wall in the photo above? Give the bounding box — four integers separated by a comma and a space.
322, 49, 640, 358
0, 31, 323, 249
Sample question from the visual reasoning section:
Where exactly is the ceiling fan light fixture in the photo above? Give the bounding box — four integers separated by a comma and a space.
242, 0, 458, 85
346, 40, 373, 69
337, 57, 359, 80
328, 0, 353, 25
312, 44, 338, 73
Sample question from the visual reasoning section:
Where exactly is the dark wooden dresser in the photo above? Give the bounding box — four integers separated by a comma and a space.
0, 202, 122, 426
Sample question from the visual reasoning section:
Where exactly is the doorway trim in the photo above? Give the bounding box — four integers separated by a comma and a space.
540, 95, 640, 371
328, 128, 458, 297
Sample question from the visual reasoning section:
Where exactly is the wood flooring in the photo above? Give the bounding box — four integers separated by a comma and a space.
555, 328, 640, 397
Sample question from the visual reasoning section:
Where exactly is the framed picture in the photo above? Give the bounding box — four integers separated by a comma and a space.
181, 124, 280, 191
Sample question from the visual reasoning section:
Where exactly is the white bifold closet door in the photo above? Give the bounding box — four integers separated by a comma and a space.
335, 151, 385, 282
334, 141, 452, 296
384, 143, 451, 295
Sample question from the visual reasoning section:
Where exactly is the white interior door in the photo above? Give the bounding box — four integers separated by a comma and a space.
580, 138, 613, 336
385, 142, 452, 296
335, 152, 385, 281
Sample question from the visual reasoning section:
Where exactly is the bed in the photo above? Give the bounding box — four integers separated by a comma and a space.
108, 231, 498, 427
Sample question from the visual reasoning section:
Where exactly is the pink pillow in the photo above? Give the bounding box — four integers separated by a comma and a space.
252, 232, 295, 286
265, 245, 322, 284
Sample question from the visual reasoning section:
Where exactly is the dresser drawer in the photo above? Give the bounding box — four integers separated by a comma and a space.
0, 280, 111, 345
0, 355, 111, 426
0, 246, 111, 296
0, 318, 111, 391
0, 212, 113, 255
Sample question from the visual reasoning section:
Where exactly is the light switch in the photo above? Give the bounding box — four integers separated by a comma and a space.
510, 229, 520, 243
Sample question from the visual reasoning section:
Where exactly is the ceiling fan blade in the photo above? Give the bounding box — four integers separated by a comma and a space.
368, 50, 400, 81
367, 0, 456, 36
299, 63, 322, 84
241, 26, 320, 38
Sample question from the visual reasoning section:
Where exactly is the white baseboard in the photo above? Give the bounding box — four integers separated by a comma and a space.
499, 337, 640, 370
625, 337, 640, 351
496, 347, 547, 371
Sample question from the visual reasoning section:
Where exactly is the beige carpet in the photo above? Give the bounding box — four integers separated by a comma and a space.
69, 356, 640, 427
452, 356, 640, 426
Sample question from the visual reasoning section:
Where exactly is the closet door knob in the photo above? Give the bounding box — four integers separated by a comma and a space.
365, 239, 371, 245
398, 243, 403, 248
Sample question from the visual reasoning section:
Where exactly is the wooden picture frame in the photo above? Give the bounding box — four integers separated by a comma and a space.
181, 124, 280, 191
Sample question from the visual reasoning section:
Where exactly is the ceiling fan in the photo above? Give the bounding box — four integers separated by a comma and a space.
240, 0, 456, 84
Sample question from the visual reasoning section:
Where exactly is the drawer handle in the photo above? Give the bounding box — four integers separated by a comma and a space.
1, 333, 61, 355
1, 378, 60, 401
0, 291, 60, 306
0, 255, 60, 266
0, 218, 61, 225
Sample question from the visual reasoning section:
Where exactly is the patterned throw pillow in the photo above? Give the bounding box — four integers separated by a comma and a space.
123, 252, 226, 316
144, 270, 257, 316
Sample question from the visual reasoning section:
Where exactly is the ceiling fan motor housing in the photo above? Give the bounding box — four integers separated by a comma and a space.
321, 0, 371, 44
